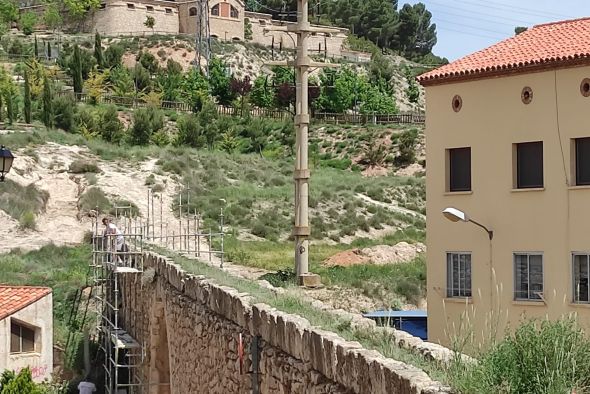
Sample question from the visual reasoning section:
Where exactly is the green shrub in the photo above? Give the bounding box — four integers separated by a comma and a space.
79, 187, 111, 213
98, 105, 124, 143
0, 180, 48, 221
18, 210, 36, 230
20, 11, 37, 35
395, 128, 419, 167
176, 113, 204, 148
450, 318, 590, 394
53, 95, 77, 133
69, 159, 100, 174
130, 107, 164, 145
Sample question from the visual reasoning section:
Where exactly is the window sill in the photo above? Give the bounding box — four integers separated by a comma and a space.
444, 297, 473, 304
512, 300, 546, 306
9, 352, 41, 357
569, 302, 590, 308
444, 191, 473, 196
511, 187, 545, 193
568, 185, 590, 190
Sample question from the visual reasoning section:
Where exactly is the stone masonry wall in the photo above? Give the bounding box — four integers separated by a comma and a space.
119, 253, 450, 393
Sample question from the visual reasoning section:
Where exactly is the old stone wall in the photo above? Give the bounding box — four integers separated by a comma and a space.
118, 253, 450, 393
91, 0, 180, 35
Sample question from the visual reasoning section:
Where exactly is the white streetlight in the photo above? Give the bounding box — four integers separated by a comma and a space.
443, 207, 493, 240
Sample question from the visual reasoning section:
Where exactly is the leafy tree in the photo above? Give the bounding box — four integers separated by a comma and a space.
242, 118, 271, 156
42, 75, 52, 127
63, 0, 100, 18
368, 52, 395, 93
250, 76, 273, 108
395, 128, 418, 167
109, 66, 134, 99
130, 107, 163, 145
219, 129, 239, 154
198, 100, 219, 149
144, 15, 155, 33
71, 45, 84, 94
360, 84, 397, 114
398, 3, 437, 58
75, 105, 99, 139
137, 51, 159, 74
405, 67, 419, 103
208, 57, 234, 105
275, 83, 295, 110
43, 3, 62, 32
176, 113, 204, 148
84, 67, 109, 104
230, 76, 252, 116
317, 67, 358, 113
132, 63, 151, 93
98, 105, 124, 143
0, 0, 17, 25
53, 95, 77, 132
1, 367, 44, 394
94, 31, 103, 68
20, 12, 37, 36
278, 120, 295, 155
182, 68, 209, 112
103, 44, 124, 69
23, 69, 31, 123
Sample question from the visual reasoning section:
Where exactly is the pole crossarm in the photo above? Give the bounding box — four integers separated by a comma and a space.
263, 25, 343, 35
264, 60, 340, 68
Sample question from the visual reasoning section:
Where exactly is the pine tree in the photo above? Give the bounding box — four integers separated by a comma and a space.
24, 69, 31, 123
94, 31, 103, 68
42, 75, 52, 127
34, 35, 38, 58
72, 44, 83, 94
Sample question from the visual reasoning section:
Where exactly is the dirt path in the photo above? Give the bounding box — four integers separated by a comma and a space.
356, 192, 425, 219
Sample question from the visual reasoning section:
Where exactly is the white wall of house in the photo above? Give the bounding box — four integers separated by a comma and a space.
0, 294, 53, 382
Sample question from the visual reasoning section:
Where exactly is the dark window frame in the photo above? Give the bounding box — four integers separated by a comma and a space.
446, 252, 472, 298
575, 137, 590, 186
573, 253, 590, 303
514, 253, 544, 301
126, 3, 135, 9
516, 141, 544, 189
230, 5, 239, 18
211, 3, 219, 16
189, 7, 197, 16
448, 147, 472, 192
165, 7, 173, 14
10, 321, 36, 354
146, 5, 154, 12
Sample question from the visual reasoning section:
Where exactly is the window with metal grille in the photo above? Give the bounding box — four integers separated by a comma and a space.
516, 142, 543, 188
573, 253, 590, 303
514, 253, 543, 300
10, 321, 36, 353
575, 138, 590, 186
211, 4, 219, 16
230, 5, 239, 18
448, 147, 471, 192
446, 252, 472, 297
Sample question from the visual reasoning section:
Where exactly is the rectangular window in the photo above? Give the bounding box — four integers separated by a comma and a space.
573, 254, 590, 303
146, 5, 154, 11
514, 253, 543, 300
127, 3, 135, 9
575, 137, 590, 186
448, 147, 471, 192
165, 8, 172, 14
10, 322, 36, 353
446, 252, 472, 297
516, 142, 543, 188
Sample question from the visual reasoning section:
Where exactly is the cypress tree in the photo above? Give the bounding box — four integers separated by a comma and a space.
42, 75, 52, 127
94, 31, 103, 68
72, 44, 83, 95
24, 70, 31, 123
6, 90, 14, 125
0, 94, 3, 122
34, 36, 38, 58
47, 41, 51, 59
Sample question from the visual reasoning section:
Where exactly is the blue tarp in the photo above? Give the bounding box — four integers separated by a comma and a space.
363, 310, 428, 340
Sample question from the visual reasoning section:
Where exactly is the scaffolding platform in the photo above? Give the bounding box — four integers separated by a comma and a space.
112, 330, 141, 350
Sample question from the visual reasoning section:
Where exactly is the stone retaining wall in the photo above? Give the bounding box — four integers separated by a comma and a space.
119, 253, 451, 393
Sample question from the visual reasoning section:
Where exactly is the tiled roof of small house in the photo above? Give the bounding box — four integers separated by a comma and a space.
419, 17, 590, 85
0, 286, 52, 321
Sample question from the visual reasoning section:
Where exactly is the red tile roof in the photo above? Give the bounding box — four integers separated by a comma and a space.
419, 17, 590, 86
0, 286, 52, 321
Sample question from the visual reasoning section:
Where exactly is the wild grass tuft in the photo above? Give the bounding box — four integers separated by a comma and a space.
0, 179, 49, 223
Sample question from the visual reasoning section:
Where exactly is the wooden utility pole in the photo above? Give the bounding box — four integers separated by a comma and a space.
265, 0, 339, 286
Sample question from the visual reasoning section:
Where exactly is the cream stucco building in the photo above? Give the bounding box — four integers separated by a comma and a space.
419, 17, 590, 348
0, 286, 53, 382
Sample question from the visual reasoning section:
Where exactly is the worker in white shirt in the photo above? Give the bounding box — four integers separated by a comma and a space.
78, 378, 96, 394
102, 218, 127, 263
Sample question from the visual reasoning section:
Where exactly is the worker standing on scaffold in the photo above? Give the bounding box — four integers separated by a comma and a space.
102, 217, 127, 265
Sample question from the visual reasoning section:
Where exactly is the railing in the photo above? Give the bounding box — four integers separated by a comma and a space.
54, 92, 425, 124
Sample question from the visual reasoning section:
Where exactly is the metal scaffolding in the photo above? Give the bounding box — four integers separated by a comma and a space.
91, 210, 145, 394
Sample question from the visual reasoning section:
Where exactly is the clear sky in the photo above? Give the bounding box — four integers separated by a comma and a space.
403, 0, 590, 61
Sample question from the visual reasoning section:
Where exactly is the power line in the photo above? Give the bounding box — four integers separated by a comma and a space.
468, 0, 574, 19
435, 17, 510, 36
450, 0, 575, 20
427, 3, 539, 26
437, 26, 506, 41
